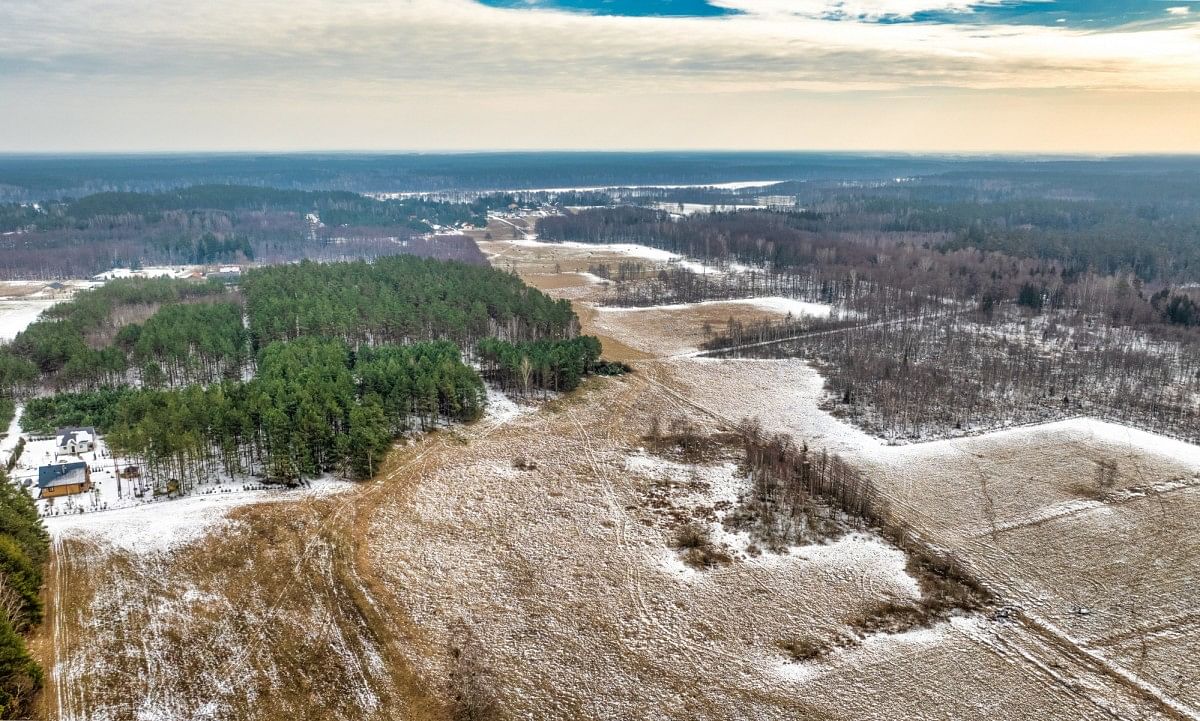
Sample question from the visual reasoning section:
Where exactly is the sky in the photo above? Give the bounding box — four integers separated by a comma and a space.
1, 0, 1198, 153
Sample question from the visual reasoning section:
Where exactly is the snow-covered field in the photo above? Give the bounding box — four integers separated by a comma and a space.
36, 235, 1200, 721
500, 238, 759, 278
370, 179, 785, 200
46, 476, 353, 550
0, 280, 90, 341
469, 238, 1200, 719
362, 366, 1159, 720
504, 237, 682, 263
91, 265, 201, 280
0, 278, 113, 343
0, 298, 60, 341
596, 296, 832, 318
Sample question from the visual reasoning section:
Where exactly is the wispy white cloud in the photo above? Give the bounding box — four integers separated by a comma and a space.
0, 0, 1197, 151
1, 0, 1197, 94
712, 0, 991, 20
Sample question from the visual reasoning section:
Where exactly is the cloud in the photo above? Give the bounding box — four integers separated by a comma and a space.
1, 0, 1197, 95
713, 0, 987, 20
0, 0, 1198, 151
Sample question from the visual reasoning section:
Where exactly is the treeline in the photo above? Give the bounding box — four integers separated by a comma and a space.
30, 339, 484, 487
729, 419, 884, 550
540, 206, 1200, 339
755, 166, 1200, 282
2, 185, 489, 234
0, 400, 13, 435
0, 474, 48, 717
17, 257, 613, 486
0, 151, 882, 201
0, 277, 232, 391
22, 387, 133, 436
1149, 288, 1200, 328
243, 257, 578, 349
700, 314, 855, 352
476, 337, 607, 397
0, 185, 491, 278
728, 421, 988, 633
714, 308, 1200, 444
118, 301, 249, 386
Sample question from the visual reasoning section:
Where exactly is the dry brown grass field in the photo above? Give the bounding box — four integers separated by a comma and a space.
33, 231, 1199, 721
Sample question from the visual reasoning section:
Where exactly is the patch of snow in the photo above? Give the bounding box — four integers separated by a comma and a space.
575, 271, 611, 285
482, 384, 533, 426
772, 655, 821, 683
652, 202, 765, 216
654, 548, 700, 581
43, 477, 354, 551
506, 238, 682, 263
0, 298, 59, 341
880, 416, 1200, 470
92, 265, 199, 281
371, 180, 784, 199
597, 297, 833, 318
0, 403, 22, 464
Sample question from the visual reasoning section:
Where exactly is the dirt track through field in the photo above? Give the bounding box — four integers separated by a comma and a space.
33, 235, 1200, 720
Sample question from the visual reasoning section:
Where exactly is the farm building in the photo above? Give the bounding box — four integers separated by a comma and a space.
37, 462, 92, 498
56, 426, 97, 455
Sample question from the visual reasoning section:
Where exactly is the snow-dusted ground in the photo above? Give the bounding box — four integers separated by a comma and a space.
363, 362, 1153, 720
597, 297, 833, 318
881, 415, 1200, 469
91, 265, 200, 281
504, 237, 681, 263
370, 180, 785, 200
651, 202, 765, 216
45, 477, 352, 550
0, 297, 61, 341
502, 238, 763, 281
481, 383, 536, 426
0, 279, 105, 341
9, 430, 353, 536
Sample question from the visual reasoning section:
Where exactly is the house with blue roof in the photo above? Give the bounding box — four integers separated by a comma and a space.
37, 462, 92, 499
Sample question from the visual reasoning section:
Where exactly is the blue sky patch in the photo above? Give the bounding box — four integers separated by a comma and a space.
476, 0, 1196, 28
898, 1, 1197, 29
476, 0, 737, 17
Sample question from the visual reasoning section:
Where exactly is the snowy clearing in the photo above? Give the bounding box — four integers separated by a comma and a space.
0, 297, 61, 341
91, 265, 201, 280
44, 478, 353, 551
596, 297, 833, 318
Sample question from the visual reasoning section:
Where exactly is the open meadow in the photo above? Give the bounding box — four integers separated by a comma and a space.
17, 227, 1198, 720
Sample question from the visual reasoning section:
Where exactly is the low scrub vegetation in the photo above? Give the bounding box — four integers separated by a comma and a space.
672, 522, 732, 569
847, 528, 990, 636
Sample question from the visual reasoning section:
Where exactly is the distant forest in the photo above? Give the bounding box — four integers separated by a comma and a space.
542, 175, 1200, 286
7, 153, 1199, 201
0, 185, 492, 278
536, 166, 1200, 443
0, 152, 970, 201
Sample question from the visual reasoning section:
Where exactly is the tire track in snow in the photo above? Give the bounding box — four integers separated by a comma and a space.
567, 391, 654, 639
